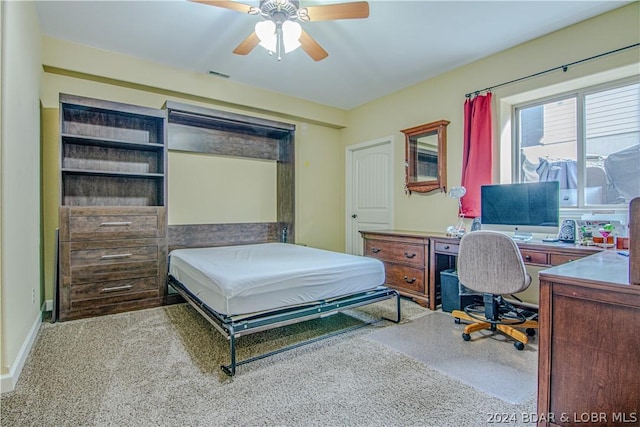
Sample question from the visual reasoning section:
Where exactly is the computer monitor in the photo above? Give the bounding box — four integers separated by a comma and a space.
480, 181, 560, 241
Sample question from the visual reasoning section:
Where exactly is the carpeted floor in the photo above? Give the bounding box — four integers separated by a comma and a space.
1, 299, 537, 426
367, 311, 537, 404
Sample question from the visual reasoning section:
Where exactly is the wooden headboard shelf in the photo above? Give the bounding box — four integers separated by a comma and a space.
164, 101, 295, 247
168, 222, 283, 252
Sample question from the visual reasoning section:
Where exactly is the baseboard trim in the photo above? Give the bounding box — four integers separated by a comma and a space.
0, 311, 42, 393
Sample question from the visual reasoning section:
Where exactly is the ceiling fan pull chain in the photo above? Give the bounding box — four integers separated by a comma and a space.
276, 24, 283, 61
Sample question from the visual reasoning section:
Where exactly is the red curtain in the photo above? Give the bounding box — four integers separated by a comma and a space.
461, 92, 493, 218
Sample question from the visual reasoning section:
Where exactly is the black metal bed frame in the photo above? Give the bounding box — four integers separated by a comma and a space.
168, 275, 401, 376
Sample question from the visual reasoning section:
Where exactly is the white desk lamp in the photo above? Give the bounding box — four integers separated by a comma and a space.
447, 186, 466, 237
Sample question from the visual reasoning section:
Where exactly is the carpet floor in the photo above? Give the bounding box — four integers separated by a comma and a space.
367, 311, 538, 404
1, 299, 537, 426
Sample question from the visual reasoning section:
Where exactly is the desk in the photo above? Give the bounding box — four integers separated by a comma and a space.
360, 230, 601, 310
537, 251, 639, 426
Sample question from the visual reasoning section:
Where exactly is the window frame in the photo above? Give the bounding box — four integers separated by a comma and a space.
512, 76, 639, 213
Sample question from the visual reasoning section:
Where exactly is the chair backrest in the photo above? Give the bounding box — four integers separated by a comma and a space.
457, 230, 531, 295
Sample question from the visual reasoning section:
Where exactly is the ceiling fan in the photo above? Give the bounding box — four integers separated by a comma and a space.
191, 0, 370, 61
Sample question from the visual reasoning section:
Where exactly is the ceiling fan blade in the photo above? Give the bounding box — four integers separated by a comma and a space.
189, 0, 253, 14
299, 30, 328, 62
304, 1, 369, 21
233, 32, 260, 55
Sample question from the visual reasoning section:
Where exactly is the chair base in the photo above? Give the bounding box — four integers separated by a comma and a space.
451, 309, 539, 349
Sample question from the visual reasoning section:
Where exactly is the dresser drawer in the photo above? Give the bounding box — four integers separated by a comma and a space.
60, 238, 162, 279
70, 244, 158, 267
68, 214, 161, 240
70, 277, 159, 302
384, 263, 425, 294
520, 250, 549, 266
365, 240, 424, 267
60, 207, 166, 241
434, 241, 459, 255
69, 261, 159, 285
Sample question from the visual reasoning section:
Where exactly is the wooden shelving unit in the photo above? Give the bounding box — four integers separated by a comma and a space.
57, 94, 168, 321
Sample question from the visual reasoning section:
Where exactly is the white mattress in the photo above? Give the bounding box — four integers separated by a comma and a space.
169, 243, 385, 316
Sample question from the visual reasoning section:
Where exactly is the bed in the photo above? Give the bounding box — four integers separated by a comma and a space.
164, 104, 399, 375
168, 240, 401, 375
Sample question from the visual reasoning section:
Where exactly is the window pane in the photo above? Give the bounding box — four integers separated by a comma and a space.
519, 97, 578, 205
585, 83, 640, 204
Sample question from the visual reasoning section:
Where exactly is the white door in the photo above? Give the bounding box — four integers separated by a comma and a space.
346, 137, 394, 255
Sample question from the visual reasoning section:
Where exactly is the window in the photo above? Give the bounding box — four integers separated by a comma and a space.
514, 80, 639, 208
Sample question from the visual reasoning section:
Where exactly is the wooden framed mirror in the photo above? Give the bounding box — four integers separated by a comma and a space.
402, 120, 449, 194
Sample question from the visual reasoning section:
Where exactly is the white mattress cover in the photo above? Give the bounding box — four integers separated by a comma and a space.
169, 243, 385, 316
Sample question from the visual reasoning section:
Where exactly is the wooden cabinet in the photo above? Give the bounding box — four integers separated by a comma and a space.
57, 94, 168, 321
538, 252, 639, 426
361, 231, 430, 307
429, 237, 460, 310
58, 206, 167, 321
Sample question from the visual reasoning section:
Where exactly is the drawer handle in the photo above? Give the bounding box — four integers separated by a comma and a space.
371, 247, 381, 253
404, 252, 417, 258
102, 284, 133, 293
100, 253, 132, 260
100, 221, 132, 227
443, 245, 450, 250
524, 255, 532, 261
403, 276, 417, 284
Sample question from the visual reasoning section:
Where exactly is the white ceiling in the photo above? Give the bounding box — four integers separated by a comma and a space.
36, 0, 631, 110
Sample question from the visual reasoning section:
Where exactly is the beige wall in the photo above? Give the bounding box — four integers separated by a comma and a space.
41, 108, 59, 304
168, 153, 278, 225
0, 1, 42, 379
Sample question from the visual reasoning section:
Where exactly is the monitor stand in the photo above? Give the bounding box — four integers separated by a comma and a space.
512, 232, 533, 242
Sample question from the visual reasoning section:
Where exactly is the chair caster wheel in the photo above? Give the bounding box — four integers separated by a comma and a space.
526, 328, 536, 336
454, 318, 461, 324
462, 333, 471, 341
514, 341, 525, 351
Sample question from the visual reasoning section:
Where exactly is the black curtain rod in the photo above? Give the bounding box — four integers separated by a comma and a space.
465, 43, 640, 98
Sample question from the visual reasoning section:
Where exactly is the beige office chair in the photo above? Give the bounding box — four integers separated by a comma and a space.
451, 230, 538, 350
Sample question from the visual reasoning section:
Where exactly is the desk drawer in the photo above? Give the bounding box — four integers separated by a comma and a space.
365, 240, 424, 267
434, 241, 459, 255
549, 253, 586, 266
384, 263, 425, 294
520, 250, 549, 266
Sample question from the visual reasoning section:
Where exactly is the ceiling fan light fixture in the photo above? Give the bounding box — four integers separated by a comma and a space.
195, 0, 370, 61
255, 18, 301, 59
255, 20, 277, 52
282, 20, 301, 53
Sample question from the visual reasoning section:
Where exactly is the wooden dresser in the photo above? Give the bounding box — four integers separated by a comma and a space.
361, 230, 431, 306
58, 207, 167, 321
538, 251, 639, 426
56, 94, 167, 321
